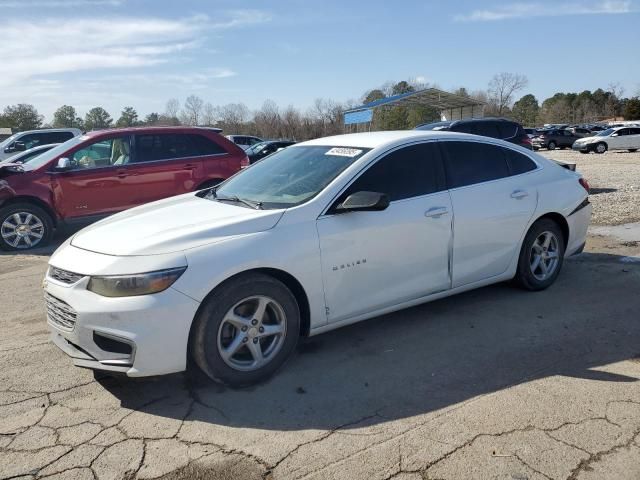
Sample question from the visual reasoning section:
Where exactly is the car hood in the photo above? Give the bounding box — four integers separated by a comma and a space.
70, 193, 285, 256
575, 136, 599, 144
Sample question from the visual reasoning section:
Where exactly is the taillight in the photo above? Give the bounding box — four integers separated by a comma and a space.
522, 136, 532, 145
579, 178, 590, 193
240, 156, 249, 168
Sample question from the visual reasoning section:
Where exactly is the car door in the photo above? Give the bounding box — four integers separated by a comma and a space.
440, 140, 538, 288
609, 129, 629, 149
50, 135, 131, 219
628, 128, 640, 149
122, 133, 206, 207
316, 142, 452, 323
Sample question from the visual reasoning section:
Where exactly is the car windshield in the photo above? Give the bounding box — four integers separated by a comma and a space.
596, 128, 615, 137
22, 135, 88, 170
207, 145, 370, 209
245, 142, 269, 154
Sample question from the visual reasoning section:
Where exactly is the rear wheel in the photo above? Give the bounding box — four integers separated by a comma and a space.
0, 203, 53, 251
547, 141, 557, 150
514, 219, 565, 291
595, 142, 607, 154
190, 273, 300, 386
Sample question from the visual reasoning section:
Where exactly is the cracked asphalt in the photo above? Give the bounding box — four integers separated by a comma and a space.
1, 225, 640, 479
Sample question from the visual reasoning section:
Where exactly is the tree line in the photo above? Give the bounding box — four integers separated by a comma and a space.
1, 74, 639, 139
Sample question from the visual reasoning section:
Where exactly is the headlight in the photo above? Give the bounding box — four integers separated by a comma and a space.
87, 267, 187, 297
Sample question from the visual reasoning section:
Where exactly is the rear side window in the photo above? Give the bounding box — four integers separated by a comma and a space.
189, 134, 226, 155
441, 141, 510, 188
45, 132, 74, 144
472, 122, 501, 138
135, 134, 207, 162
497, 122, 518, 139
345, 143, 445, 202
504, 149, 537, 175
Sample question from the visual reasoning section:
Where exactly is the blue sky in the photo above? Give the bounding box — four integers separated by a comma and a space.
1, 0, 638, 121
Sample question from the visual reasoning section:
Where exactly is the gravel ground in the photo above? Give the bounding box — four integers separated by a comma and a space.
539, 149, 640, 225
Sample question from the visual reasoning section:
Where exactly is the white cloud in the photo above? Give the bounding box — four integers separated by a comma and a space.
454, 0, 634, 21
0, 0, 123, 6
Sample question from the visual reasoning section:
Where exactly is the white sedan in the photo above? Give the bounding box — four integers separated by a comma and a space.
572, 126, 640, 153
44, 131, 592, 386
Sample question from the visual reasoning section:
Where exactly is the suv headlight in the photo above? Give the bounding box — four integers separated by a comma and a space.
87, 267, 187, 297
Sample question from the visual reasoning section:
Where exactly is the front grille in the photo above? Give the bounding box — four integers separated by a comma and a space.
45, 292, 77, 331
48, 266, 83, 285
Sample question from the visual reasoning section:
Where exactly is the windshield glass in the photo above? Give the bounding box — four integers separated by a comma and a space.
0, 133, 20, 149
246, 142, 268, 154
23, 135, 88, 170
210, 145, 370, 209
597, 128, 615, 137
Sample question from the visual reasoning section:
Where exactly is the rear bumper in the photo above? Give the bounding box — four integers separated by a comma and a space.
566, 201, 592, 256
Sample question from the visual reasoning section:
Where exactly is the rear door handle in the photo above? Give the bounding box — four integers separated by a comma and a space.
511, 189, 529, 199
183, 164, 197, 171
425, 207, 449, 218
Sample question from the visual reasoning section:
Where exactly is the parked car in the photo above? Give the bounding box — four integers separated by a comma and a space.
225, 135, 263, 151
0, 128, 81, 162
0, 143, 60, 166
44, 130, 591, 386
566, 127, 593, 137
415, 118, 533, 149
247, 140, 296, 163
532, 129, 582, 150
0, 127, 248, 250
524, 128, 539, 138
572, 126, 640, 154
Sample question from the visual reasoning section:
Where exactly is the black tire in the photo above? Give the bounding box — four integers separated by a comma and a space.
629, 149, 638, 153
0, 203, 54, 251
595, 142, 607, 154
514, 219, 565, 291
190, 273, 300, 387
548, 141, 557, 150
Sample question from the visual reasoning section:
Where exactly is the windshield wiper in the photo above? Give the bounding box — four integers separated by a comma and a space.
214, 191, 263, 210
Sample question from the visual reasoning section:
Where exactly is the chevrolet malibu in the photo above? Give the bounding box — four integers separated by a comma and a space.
44, 131, 592, 386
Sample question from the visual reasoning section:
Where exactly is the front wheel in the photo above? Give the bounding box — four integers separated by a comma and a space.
190, 273, 300, 386
0, 203, 54, 251
548, 141, 557, 150
595, 142, 607, 154
514, 219, 565, 291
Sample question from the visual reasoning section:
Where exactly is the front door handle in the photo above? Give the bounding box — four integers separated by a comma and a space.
511, 189, 529, 199
425, 207, 449, 218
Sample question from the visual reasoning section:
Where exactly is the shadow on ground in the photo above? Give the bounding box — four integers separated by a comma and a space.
91, 252, 640, 433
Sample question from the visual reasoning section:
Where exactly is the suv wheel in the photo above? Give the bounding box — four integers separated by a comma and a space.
190, 273, 300, 386
0, 203, 54, 251
547, 141, 557, 150
514, 219, 565, 291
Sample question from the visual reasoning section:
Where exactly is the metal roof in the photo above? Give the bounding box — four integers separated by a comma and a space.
345, 88, 486, 113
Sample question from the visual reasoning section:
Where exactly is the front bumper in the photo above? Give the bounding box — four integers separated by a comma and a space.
572, 143, 591, 152
45, 273, 200, 377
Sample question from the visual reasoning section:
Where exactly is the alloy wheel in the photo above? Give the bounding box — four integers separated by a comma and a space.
529, 231, 560, 281
217, 295, 287, 371
1, 212, 45, 249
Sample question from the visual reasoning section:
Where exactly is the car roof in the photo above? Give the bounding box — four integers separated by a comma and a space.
84, 126, 223, 137
298, 130, 498, 150
16, 128, 81, 135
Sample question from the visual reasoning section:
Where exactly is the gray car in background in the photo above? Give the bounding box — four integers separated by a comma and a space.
0, 128, 81, 162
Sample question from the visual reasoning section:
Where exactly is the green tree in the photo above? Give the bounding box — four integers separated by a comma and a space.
363, 89, 385, 104
52, 105, 82, 128
144, 112, 160, 125
511, 94, 540, 126
624, 98, 640, 120
116, 106, 139, 127
0, 104, 43, 131
84, 107, 112, 130
392, 81, 415, 95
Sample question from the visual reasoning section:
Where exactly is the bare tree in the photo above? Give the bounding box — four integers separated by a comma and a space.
165, 98, 180, 118
215, 103, 250, 133
488, 73, 528, 116
181, 95, 204, 126
254, 100, 281, 138
202, 102, 216, 126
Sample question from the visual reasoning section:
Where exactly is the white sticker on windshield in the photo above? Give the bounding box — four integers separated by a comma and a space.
325, 147, 363, 158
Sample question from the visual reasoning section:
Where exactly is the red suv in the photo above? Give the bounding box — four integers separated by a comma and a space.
0, 127, 248, 250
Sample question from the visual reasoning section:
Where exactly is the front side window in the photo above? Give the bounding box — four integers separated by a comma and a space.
15, 134, 42, 150
441, 141, 511, 189
341, 143, 445, 202
209, 146, 370, 209
70, 136, 131, 170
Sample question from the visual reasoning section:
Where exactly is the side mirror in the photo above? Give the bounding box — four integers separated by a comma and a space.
337, 191, 390, 213
55, 157, 72, 171
13, 141, 26, 152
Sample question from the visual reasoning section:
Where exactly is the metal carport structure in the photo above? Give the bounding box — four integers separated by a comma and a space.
343, 87, 486, 132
